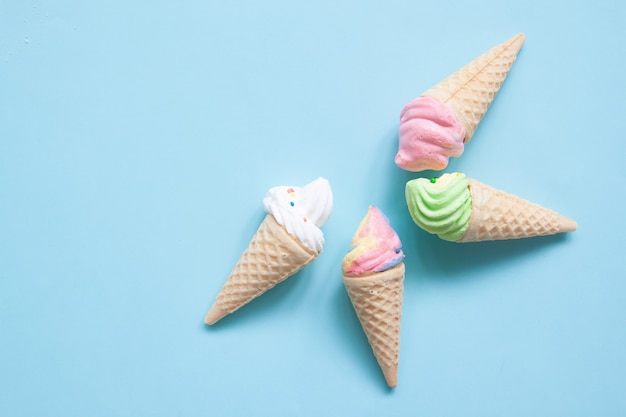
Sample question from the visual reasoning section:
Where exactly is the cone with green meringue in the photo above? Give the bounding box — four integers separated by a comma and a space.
405, 173, 577, 242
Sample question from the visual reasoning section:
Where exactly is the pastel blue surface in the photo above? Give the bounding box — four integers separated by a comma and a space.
2, 1, 625, 416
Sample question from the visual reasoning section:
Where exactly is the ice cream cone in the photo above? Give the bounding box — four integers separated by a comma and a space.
405, 173, 578, 243
342, 263, 405, 388
423, 32, 525, 142
459, 178, 578, 242
205, 214, 318, 325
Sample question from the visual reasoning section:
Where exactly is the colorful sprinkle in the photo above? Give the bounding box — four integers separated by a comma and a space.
287, 188, 294, 193
290, 202, 295, 207
430, 177, 437, 183
303, 217, 307, 222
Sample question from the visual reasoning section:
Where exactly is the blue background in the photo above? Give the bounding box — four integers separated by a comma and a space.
2, 1, 625, 416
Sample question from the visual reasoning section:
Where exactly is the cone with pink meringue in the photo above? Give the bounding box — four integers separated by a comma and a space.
396, 33, 526, 172
205, 178, 333, 325
342, 206, 405, 388
405, 173, 577, 242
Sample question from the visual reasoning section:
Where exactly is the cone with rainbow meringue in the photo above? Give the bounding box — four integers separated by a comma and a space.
396, 33, 526, 172
342, 206, 405, 388
405, 173, 577, 242
205, 177, 333, 325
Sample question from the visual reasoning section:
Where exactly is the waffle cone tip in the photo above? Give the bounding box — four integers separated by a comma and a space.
382, 365, 398, 388
204, 304, 227, 326
508, 32, 526, 50
559, 216, 578, 233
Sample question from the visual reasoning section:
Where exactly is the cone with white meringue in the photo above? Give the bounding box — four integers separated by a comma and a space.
205, 178, 333, 325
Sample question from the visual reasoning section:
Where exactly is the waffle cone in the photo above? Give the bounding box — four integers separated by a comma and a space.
459, 178, 578, 242
342, 263, 405, 387
205, 214, 318, 325
423, 33, 525, 142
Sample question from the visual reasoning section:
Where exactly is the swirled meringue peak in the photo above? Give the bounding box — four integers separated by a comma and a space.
395, 96, 466, 172
263, 177, 333, 252
405, 173, 472, 242
342, 206, 404, 276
